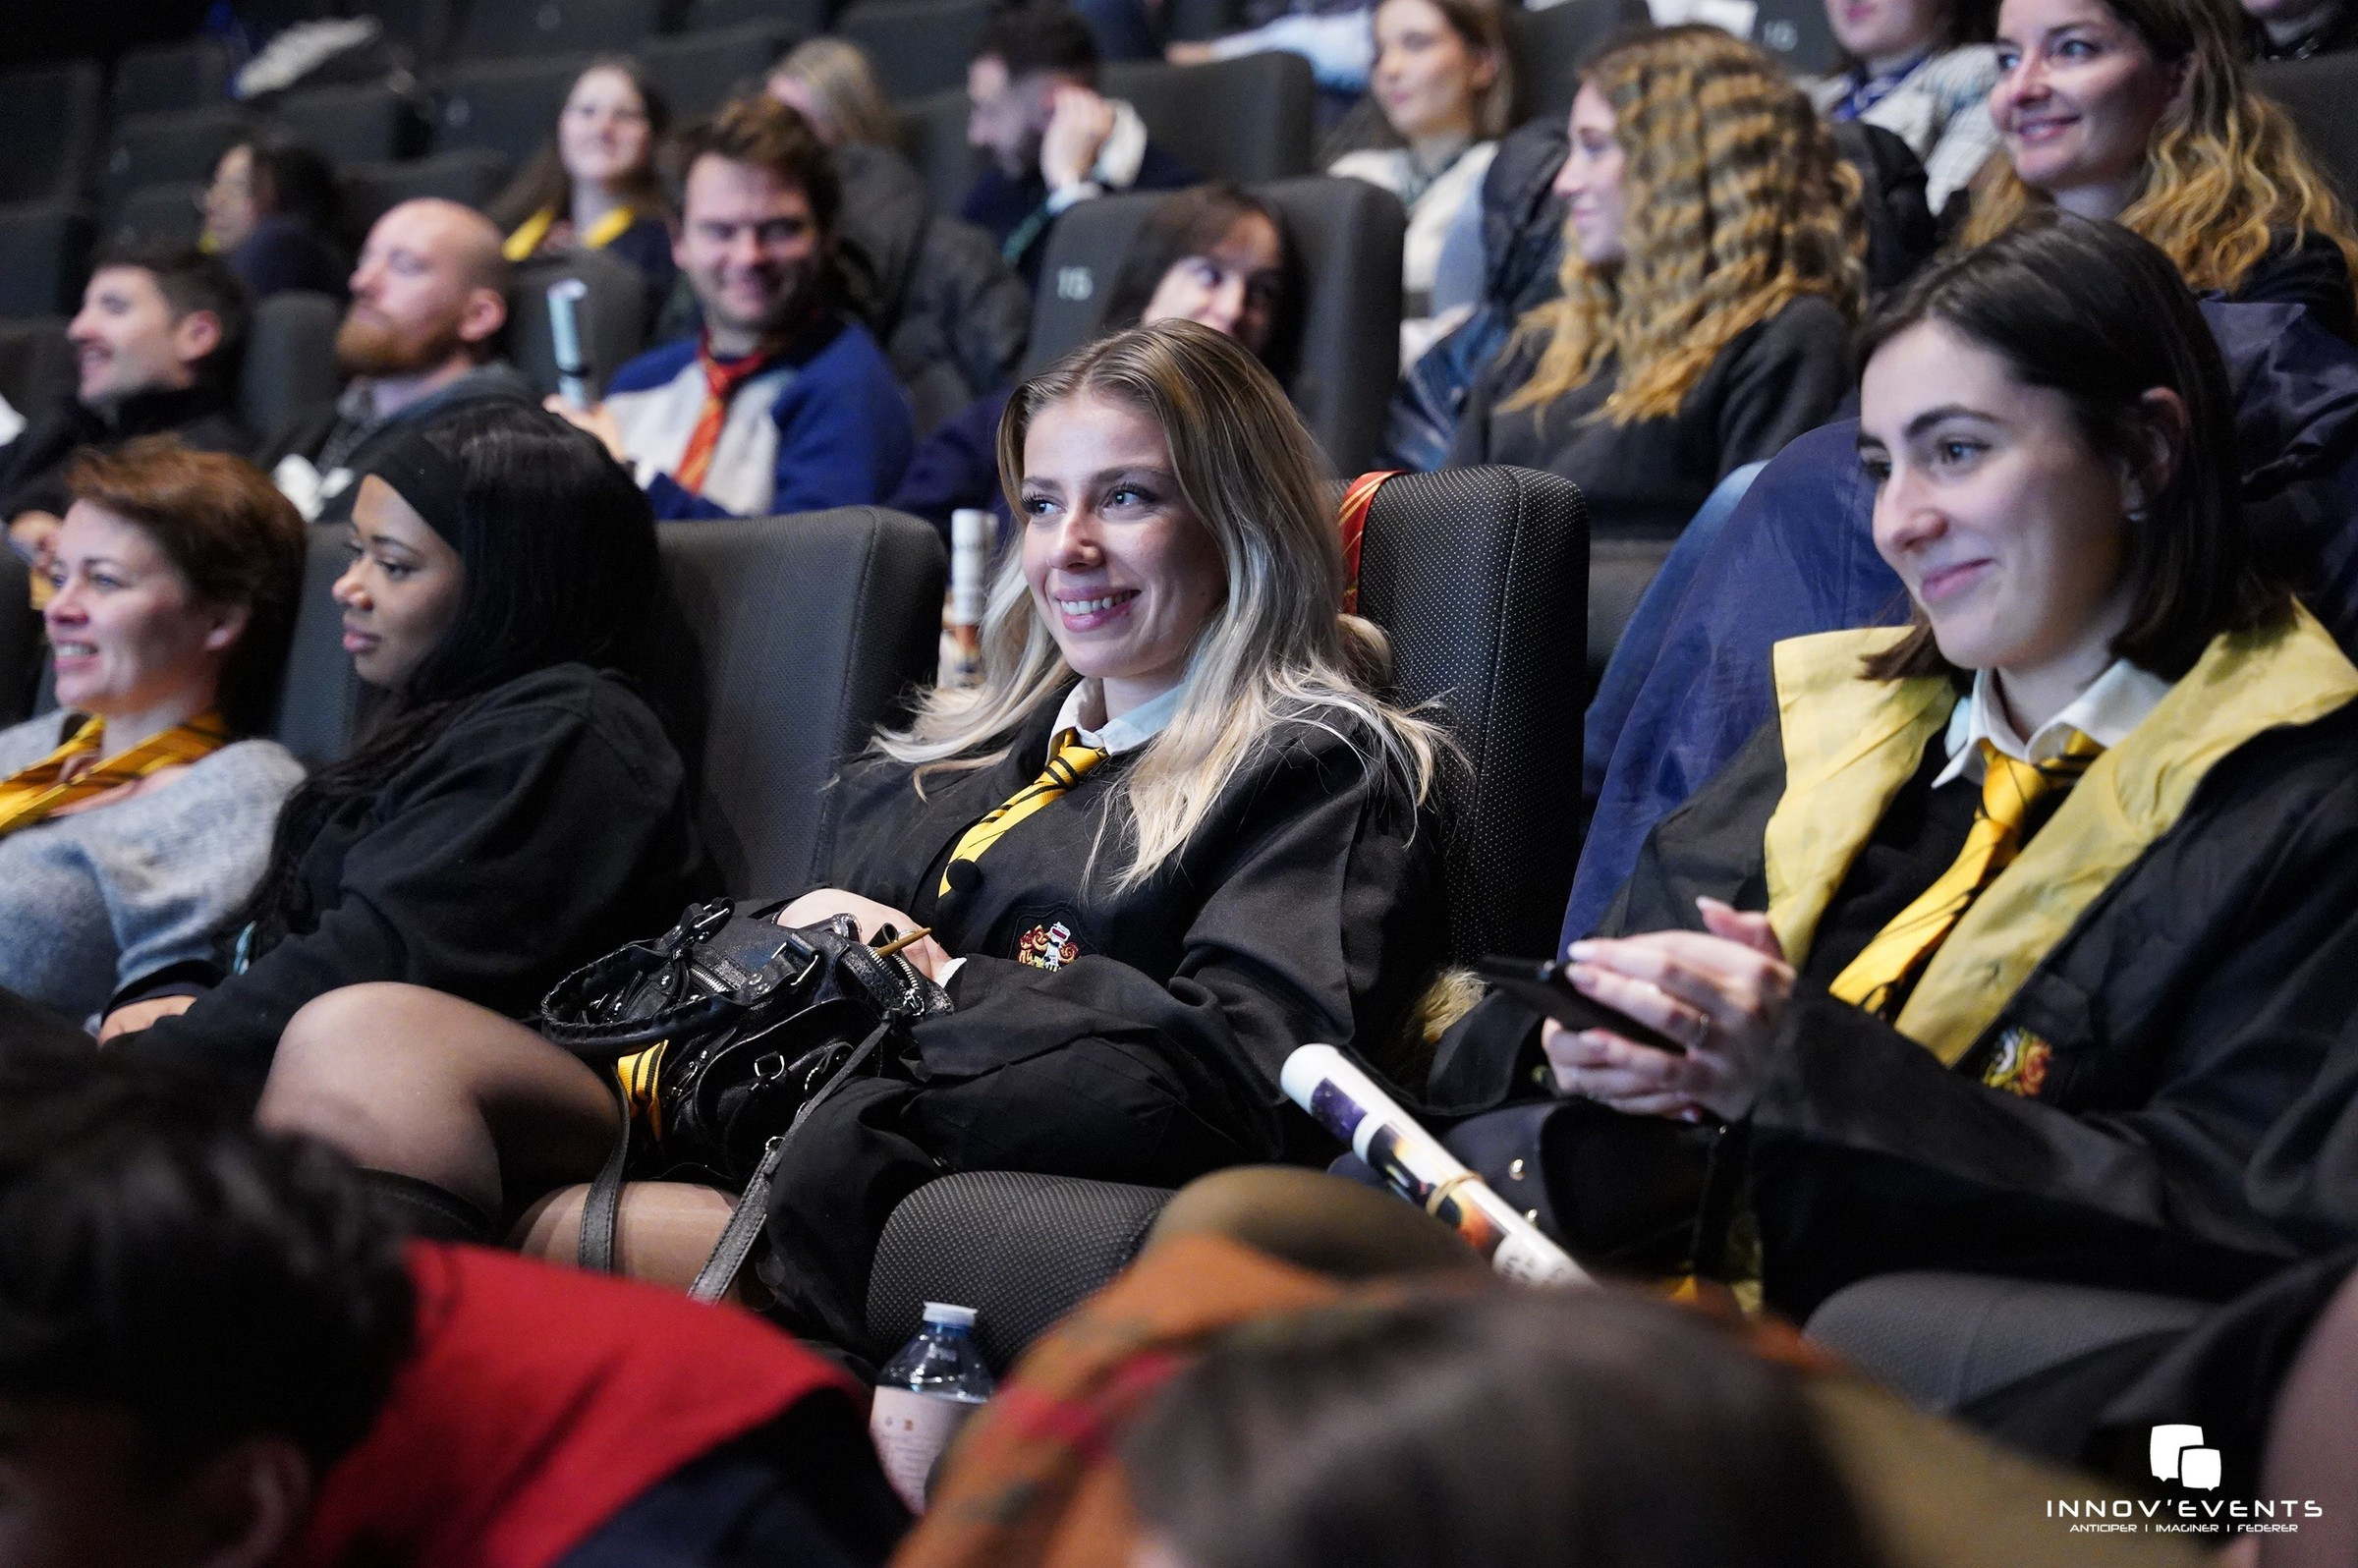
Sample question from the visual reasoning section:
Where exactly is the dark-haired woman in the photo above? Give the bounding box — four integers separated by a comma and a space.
110, 406, 709, 1103
202, 138, 348, 303
887, 182, 1299, 535
1510, 218, 2358, 1318
487, 58, 678, 309
0, 441, 306, 1031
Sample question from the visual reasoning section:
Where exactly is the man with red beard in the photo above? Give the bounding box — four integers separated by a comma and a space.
261, 199, 535, 527
551, 96, 912, 520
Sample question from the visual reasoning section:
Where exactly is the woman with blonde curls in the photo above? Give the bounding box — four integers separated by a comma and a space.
1449, 28, 1864, 539
254, 321, 1451, 1359
1968, 0, 2358, 342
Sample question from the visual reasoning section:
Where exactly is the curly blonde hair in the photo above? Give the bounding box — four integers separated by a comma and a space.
1500, 27, 1865, 426
1962, 0, 2358, 299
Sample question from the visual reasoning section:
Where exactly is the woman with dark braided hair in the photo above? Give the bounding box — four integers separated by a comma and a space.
109, 405, 710, 1119
1449, 27, 1865, 539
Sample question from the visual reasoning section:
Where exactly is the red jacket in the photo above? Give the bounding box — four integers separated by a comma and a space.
288, 1244, 860, 1568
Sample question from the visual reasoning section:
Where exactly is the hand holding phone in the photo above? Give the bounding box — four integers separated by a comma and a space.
1476, 955, 1688, 1054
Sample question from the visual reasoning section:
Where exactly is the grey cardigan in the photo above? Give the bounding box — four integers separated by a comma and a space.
0, 713, 303, 1027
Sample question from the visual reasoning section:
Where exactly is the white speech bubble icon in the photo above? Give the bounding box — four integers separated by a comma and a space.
2180, 1448, 2222, 1490
2152, 1425, 2205, 1481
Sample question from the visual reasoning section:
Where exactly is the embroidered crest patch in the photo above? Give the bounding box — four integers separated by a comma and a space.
1016, 919, 1080, 972
1982, 1026, 2053, 1098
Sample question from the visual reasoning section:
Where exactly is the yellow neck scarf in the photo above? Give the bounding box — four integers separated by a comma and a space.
503, 204, 639, 262
0, 710, 232, 836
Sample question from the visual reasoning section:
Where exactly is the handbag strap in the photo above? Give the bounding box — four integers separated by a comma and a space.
578, 1093, 637, 1272
685, 1012, 896, 1305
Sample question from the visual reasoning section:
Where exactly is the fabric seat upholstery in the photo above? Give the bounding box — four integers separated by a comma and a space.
641, 23, 794, 120
1024, 175, 1404, 475
0, 206, 94, 321
2257, 54, 2358, 209
1103, 54, 1316, 184
454, 0, 665, 61
241, 291, 346, 445
270, 524, 375, 767
105, 107, 251, 220
509, 249, 652, 402
105, 183, 207, 252
896, 89, 980, 213
0, 61, 104, 206
836, 0, 993, 101
431, 55, 595, 164
342, 150, 516, 236
274, 82, 425, 165
111, 37, 233, 119
1510, 0, 1651, 119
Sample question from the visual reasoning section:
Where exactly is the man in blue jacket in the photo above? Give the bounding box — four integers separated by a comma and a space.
556, 96, 913, 520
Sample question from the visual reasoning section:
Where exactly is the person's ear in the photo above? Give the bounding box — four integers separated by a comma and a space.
199, 600, 252, 655
1471, 45, 1499, 94
181, 1434, 315, 1568
173, 309, 224, 370
457, 285, 508, 348
2123, 386, 2188, 517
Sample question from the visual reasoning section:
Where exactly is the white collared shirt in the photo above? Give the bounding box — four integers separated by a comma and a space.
1934, 658, 2174, 788
1049, 679, 1184, 759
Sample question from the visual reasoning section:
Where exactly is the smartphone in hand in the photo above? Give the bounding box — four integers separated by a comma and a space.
1476, 955, 1688, 1055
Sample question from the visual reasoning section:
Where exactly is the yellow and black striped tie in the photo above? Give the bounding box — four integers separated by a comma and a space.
1829, 731, 2104, 1019
938, 728, 1110, 896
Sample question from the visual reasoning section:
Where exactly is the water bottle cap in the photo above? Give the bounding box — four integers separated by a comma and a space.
921, 1301, 979, 1327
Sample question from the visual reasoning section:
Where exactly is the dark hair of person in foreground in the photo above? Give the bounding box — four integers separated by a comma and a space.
1123, 1287, 1883, 1568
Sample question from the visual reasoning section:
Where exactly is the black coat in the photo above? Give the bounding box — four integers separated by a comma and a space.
0, 381, 253, 522
761, 693, 1446, 1356
1446, 294, 1852, 539
120, 665, 713, 1095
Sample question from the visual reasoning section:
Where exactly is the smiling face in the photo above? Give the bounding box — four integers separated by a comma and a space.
68, 267, 213, 409
1140, 212, 1285, 359
1993, 0, 2180, 217
558, 66, 654, 194
1019, 393, 1228, 718
43, 504, 239, 723
673, 153, 823, 355
332, 476, 464, 691
1825, 0, 1948, 70
1370, 0, 1492, 144
1860, 319, 2140, 700
1556, 84, 1628, 267
203, 143, 260, 254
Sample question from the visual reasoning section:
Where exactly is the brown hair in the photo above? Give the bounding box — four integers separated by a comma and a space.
766, 37, 900, 149
65, 438, 309, 738
668, 93, 841, 239
1501, 27, 1863, 425
486, 56, 675, 238
1376, 0, 1518, 139
1961, 0, 2358, 300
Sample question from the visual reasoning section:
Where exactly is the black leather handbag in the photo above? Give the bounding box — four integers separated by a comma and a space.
536, 897, 951, 1301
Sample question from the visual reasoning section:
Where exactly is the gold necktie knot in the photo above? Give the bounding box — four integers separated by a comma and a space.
938, 728, 1111, 896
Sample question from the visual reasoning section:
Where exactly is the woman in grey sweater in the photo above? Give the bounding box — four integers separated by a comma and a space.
0, 439, 306, 1030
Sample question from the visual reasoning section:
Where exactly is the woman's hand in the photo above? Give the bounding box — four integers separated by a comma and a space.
543, 395, 630, 466
1541, 898, 1792, 1123
97, 994, 196, 1044
775, 889, 956, 981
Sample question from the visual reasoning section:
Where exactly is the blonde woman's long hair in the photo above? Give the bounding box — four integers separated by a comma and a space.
874, 320, 1446, 891
766, 37, 901, 149
1961, 0, 2358, 297
1500, 26, 1865, 425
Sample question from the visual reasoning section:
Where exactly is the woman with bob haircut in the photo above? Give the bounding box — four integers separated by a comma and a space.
1965, 0, 2358, 341
252, 321, 1451, 1353
1450, 27, 1864, 538
110, 405, 709, 1128
1479, 218, 2358, 1323
487, 57, 677, 307
0, 440, 306, 1030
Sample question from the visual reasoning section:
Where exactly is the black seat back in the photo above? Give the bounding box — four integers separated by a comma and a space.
241, 291, 346, 444
1509, 0, 1650, 120
105, 183, 206, 252
896, 88, 979, 212
1025, 175, 1404, 475
0, 317, 73, 414
641, 22, 794, 119
2257, 54, 2358, 209
643, 509, 947, 895
105, 106, 251, 221
274, 82, 425, 165
0, 61, 104, 206
342, 150, 517, 240
1103, 53, 1317, 184
272, 524, 372, 768
509, 248, 652, 401
455, 0, 665, 61
112, 37, 233, 119
0, 205, 94, 320
432, 54, 593, 165
0, 548, 34, 729
1356, 466, 1589, 964
836, 0, 991, 101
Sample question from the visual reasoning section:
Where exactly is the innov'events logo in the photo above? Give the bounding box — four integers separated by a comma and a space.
2046, 1427, 2324, 1538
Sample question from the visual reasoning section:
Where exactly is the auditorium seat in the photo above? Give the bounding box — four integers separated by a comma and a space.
432, 54, 592, 165
0, 316, 73, 418
0, 205, 95, 321
343, 149, 516, 234
0, 60, 104, 206
836, 0, 992, 101
508, 249, 651, 402
373, 0, 463, 67
1025, 176, 1406, 475
272, 524, 374, 767
104, 182, 205, 252
1749, 0, 1843, 78
105, 106, 251, 220
896, 88, 978, 213
2256, 54, 2358, 209
110, 36, 232, 119
240, 291, 345, 445
638, 509, 948, 894
274, 82, 425, 166
1165, 0, 1252, 42
863, 464, 1590, 1357
1103, 53, 1317, 184
1509, 0, 1651, 120
641, 23, 792, 119
1588, 537, 1672, 681
682, 0, 832, 38
454, 0, 666, 61
0, 547, 34, 729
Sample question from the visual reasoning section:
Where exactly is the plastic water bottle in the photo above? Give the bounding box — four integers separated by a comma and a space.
869, 1302, 996, 1512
